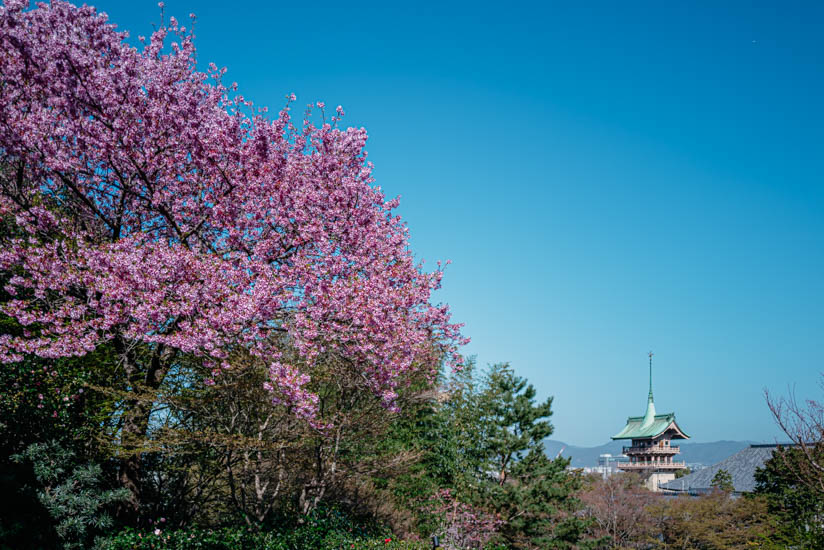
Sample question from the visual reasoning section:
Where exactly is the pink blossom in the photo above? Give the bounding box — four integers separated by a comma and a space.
428, 489, 502, 548
0, 1, 466, 422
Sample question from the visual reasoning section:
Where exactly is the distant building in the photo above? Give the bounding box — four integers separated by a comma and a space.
600, 453, 628, 477
611, 353, 690, 492
597, 453, 628, 468
581, 453, 629, 478
659, 444, 783, 495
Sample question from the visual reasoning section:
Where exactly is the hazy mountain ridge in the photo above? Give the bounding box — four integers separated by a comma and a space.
543, 439, 758, 468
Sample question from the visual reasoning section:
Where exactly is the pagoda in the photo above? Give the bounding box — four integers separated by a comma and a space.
611, 352, 689, 491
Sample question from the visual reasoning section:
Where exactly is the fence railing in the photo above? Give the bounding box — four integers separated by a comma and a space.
623, 445, 680, 454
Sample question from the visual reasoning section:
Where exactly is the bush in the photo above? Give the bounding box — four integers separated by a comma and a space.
12, 441, 128, 550
101, 505, 428, 550
100, 527, 430, 550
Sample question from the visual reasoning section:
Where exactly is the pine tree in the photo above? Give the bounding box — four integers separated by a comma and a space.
711, 469, 734, 493
471, 363, 594, 549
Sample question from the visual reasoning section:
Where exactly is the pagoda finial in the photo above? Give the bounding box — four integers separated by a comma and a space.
641, 351, 656, 427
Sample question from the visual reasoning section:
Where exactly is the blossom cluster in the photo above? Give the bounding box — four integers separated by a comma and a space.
0, 1, 466, 420
428, 490, 501, 549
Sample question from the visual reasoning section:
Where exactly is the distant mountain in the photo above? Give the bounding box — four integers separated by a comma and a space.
543, 439, 757, 468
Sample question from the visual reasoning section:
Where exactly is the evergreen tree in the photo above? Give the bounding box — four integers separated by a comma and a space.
451, 363, 594, 549
478, 364, 593, 549
755, 447, 824, 549
710, 469, 734, 493
13, 441, 129, 550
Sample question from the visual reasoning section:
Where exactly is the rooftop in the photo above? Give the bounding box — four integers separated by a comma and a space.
659, 444, 781, 494
612, 412, 689, 440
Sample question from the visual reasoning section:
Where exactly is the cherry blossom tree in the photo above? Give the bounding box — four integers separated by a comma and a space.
427, 489, 502, 549
0, 0, 464, 518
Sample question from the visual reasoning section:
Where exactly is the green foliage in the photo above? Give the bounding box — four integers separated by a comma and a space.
673, 467, 690, 479
13, 441, 129, 550
479, 363, 554, 466
0, 358, 58, 550
754, 447, 824, 549
398, 361, 594, 549
101, 507, 428, 550
710, 469, 734, 493
379, 373, 462, 536
102, 527, 431, 550
467, 364, 591, 549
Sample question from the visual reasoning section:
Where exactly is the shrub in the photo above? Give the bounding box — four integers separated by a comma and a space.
100, 527, 430, 550
13, 441, 128, 550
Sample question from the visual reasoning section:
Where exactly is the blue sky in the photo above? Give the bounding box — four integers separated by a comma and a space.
88, 0, 823, 446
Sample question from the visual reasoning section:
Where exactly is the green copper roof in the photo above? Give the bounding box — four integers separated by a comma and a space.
611, 353, 690, 440
611, 412, 689, 440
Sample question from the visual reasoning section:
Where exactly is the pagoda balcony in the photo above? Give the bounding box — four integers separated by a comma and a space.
623, 445, 680, 455
618, 461, 687, 471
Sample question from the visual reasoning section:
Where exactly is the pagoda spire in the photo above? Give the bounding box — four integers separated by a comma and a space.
641, 351, 656, 427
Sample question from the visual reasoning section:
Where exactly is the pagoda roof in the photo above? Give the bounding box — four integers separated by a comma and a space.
611, 353, 690, 441
611, 412, 690, 440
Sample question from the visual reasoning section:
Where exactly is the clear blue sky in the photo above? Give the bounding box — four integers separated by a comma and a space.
87, 0, 823, 446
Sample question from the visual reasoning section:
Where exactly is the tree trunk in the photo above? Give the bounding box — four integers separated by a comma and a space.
115, 340, 173, 525
118, 398, 153, 522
